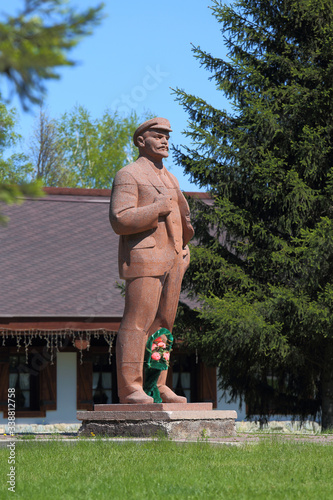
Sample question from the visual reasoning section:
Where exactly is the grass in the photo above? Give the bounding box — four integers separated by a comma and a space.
1, 438, 333, 499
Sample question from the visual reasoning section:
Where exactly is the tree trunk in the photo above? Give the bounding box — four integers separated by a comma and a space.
321, 340, 333, 430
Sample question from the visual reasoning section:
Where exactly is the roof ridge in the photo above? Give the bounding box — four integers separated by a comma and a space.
43, 187, 111, 197
41, 187, 210, 198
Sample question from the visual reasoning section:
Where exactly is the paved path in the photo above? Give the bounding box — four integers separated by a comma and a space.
1, 433, 333, 446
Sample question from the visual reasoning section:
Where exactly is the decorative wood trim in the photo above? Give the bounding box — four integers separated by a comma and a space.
198, 364, 217, 408
185, 192, 212, 199
0, 319, 121, 331
0, 359, 9, 411
40, 361, 57, 411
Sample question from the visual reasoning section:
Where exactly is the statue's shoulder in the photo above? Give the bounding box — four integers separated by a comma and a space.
113, 160, 141, 184
117, 160, 137, 174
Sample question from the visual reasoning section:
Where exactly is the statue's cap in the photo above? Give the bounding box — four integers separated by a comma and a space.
133, 117, 172, 146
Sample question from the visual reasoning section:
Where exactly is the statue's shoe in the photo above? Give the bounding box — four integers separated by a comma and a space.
122, 390, 154, 404
158, 385, 187, 404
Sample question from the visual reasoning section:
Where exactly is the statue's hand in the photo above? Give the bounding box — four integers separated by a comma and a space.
182, 245, 190, 271
154, 194, 172, 216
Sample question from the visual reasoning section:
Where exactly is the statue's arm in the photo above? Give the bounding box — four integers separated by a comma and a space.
176, 187, 195, 246
166, 170, 194, 246
110, 171, 159, 235
180, 196, 194, 246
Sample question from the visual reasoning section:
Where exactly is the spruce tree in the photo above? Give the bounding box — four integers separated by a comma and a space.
174, 0, 333, 428
0, 1, 104, 110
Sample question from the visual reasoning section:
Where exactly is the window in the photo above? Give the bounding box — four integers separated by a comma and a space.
0, 347, 56, 417
9, 355, 40, 411
171, 353, 197, 402
92, 354, 114, 404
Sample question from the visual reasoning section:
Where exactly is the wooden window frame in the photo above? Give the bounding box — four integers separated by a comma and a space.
0, 346, 57, 418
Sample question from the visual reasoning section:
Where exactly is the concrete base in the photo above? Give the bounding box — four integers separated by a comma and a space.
77, 404, 237, 439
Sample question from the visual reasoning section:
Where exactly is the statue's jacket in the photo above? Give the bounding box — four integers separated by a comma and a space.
110, 156, 194, 279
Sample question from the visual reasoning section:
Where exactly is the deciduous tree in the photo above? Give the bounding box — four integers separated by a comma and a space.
28, 106, 146, 188
0, 100, 40, 223
29, 107, 72, 186
0, 0, 104, 218
56, 106, 142, 188
0, 102, 33, 183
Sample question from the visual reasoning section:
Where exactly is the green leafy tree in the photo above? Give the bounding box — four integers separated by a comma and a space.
0, 0, 104, 110
56, 106, 142, 188
28, 106, 146, 188
0, 102, 33, 183
0, 0, 104, 217
0, 100, 41, 223
174, 0, 333, 428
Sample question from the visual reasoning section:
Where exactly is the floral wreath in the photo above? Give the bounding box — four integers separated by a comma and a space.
143, 328, 173, 403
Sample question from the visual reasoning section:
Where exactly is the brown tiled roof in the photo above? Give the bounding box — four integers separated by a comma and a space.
0, 187, 206, 319
0, 188, 123, 318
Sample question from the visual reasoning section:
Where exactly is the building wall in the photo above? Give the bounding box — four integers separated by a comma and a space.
45, 352, 77, 424
0, 352, 77, 425
216, 384, 247, 420
216, 382, 320, 424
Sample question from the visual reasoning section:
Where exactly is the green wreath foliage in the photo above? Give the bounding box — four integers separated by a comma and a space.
143, 328, 173, 403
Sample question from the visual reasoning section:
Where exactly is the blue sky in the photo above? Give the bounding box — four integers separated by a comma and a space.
5, 0, 232, 192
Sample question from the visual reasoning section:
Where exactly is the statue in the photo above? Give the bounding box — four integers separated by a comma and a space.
110, 117, 194, 404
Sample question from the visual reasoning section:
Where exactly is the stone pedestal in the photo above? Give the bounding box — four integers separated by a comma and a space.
77, 403, 237, 439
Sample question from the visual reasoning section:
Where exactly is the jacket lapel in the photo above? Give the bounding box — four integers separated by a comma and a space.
135, 158, 169, 196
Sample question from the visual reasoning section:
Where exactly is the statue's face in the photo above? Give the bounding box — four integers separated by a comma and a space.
139, 129, 169, 160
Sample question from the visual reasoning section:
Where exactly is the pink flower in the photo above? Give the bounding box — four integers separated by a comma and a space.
152, 343, 158, 350
163, 352, 170, 361
157, 342, 166, 348
151, 352, 161, 361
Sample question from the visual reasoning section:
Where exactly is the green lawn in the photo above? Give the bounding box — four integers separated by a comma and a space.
1, 439, 332, 499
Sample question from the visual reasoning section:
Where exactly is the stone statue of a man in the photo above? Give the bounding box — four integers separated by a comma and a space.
110, 117, 194, 404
